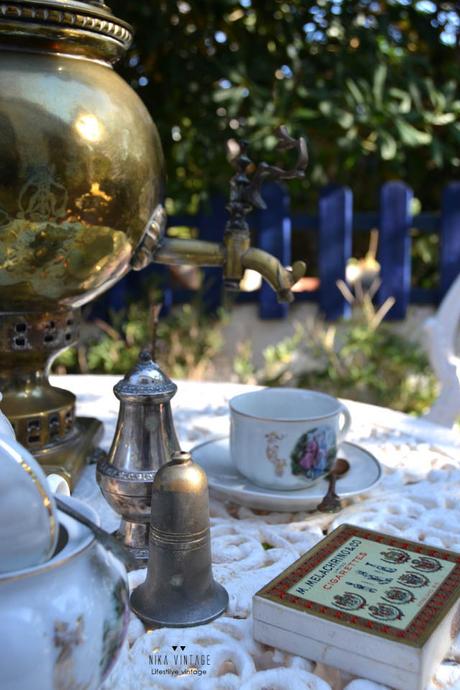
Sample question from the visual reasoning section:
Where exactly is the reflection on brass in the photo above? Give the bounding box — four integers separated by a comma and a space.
153, 238, 226, 267
0, 0, 163, 483
0, 45, 164, 311
0, 220, 131, 307
0, 0, 307, 485
131, 205, 167, 272
130, 451, 228, 628
97, 352, 180, 563
37, 417, 104, 492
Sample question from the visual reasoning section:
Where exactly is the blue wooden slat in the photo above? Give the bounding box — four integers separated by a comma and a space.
93, 182, 457, 322
318, 186, 353, 320
377, 181, 413, 319
256, 183, 291, 319
440, 182, 460, 299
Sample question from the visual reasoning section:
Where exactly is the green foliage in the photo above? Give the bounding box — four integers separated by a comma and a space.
110, 0, 459, 211
54, 299, 225, 380
411, 231, 440, 289
233, 284, 438, 414
296, 322, 437, 414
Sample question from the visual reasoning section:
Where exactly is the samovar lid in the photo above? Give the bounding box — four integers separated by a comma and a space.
114, 351, 177, 402
0, 0, 133, 64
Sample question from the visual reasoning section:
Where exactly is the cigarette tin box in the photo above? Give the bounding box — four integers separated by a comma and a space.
253, 524, 460, 690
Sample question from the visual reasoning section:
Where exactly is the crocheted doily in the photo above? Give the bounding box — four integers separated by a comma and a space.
66, 378, 460, 690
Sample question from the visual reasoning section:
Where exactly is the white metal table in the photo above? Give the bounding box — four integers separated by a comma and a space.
53, 375, 460, 690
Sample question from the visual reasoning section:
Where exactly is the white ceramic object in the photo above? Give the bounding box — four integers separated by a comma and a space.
192, 437, 381, 512
0, 433, 59, 572
47, 473, 71, 496
0, 497, 129, 690
424, 272, 460, 428
229, 388, 352, 490
0, 393, 16, 439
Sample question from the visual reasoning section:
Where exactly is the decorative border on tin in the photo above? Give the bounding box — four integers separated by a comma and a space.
257, 523, 460, 648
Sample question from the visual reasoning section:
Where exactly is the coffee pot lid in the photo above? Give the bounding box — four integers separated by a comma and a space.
114, 351, 177, 402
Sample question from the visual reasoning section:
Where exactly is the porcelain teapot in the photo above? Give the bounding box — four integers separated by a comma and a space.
0, 430, 129, 690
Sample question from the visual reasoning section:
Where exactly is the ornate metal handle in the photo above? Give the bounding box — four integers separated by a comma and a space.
131, 204, 167, 271
226, 126, 308, 231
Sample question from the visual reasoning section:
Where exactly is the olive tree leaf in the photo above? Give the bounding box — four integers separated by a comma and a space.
389, 88, 412, 114
379, 132, 397, 160
373, 64, 387, 108
395, 119, 432, 146
346, 78, 365, 105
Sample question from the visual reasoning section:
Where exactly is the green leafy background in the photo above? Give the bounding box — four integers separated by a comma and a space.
110, 0, 459, 211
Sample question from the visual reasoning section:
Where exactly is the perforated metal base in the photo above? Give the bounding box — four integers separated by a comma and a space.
39, 416, 104, 490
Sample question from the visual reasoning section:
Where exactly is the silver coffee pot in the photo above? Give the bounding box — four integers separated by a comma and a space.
96, 351, 180, 562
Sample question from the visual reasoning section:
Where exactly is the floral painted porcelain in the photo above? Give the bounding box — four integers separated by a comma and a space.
192, 437, 382, 512
0, 497, 129, 690
229, 388, 351, 490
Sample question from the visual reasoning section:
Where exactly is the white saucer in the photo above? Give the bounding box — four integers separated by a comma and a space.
191, 437, 382, 512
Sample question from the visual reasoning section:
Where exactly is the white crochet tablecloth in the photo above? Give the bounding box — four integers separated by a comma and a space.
53, 375, 460, 690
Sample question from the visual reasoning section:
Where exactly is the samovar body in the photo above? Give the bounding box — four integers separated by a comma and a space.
0, 51, 163, 310
0, 1, 164, 483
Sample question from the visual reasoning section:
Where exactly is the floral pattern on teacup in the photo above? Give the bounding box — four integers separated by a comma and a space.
265, 432, 287, 476
290, 426, 336, 480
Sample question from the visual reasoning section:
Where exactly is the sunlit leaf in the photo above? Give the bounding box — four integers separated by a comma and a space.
379, 132, 397, 160
426, 113, 457, 126
395, 119, 432, 146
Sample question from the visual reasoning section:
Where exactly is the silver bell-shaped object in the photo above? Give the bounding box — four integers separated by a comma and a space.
130, 450, 228, 627
97, 351, 180, 562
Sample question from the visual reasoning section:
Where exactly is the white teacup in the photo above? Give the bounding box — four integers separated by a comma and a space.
229, 388, 351, 490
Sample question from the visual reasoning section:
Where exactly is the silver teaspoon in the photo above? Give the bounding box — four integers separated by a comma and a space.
55, 496, 139, 570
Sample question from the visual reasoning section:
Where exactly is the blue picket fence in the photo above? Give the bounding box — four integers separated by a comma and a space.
99, 180, 460, 321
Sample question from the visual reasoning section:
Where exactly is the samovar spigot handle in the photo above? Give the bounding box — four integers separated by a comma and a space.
223, 127, 308, 298
147, 125, 308, 303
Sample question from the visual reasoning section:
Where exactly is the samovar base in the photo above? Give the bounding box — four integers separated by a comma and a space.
37, 416, 105, 490
0, 308, 105, 487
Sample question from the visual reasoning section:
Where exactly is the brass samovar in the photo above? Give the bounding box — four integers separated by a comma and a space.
0, 0, 306, 485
